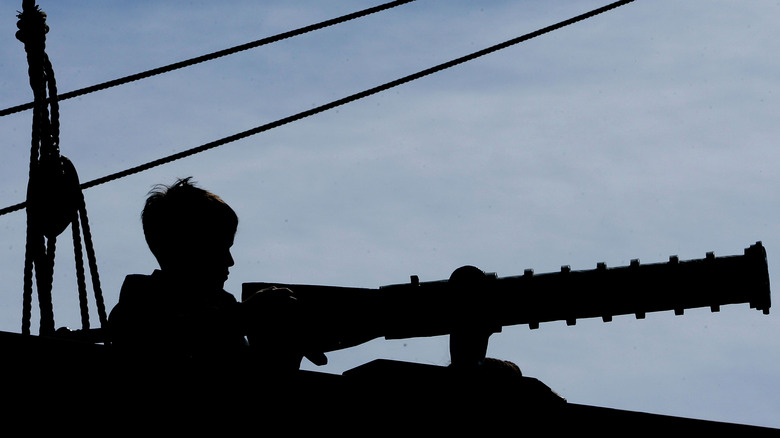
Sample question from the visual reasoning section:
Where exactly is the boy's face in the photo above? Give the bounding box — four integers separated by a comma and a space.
166, 229, 235, 291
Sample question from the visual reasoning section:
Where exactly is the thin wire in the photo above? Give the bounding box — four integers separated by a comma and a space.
0, 0, 417, 118
0, 0, 636, 217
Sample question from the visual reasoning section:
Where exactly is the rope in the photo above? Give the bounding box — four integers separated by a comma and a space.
37, 235, 56, 335
1, 0, 636, 218
70, 172, 109, 331
72, 207, 89, 329
16, 1, 108, 336
81, 201, 109, 328
0, 0, 417, 118
18, 0, 58, 335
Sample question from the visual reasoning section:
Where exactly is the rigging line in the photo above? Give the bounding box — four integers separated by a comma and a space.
0, 0, 636, 218
0, 0, 417, 118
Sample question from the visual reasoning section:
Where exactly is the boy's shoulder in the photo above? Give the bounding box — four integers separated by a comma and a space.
117, 270, 238, 306
117, 271, 165, 303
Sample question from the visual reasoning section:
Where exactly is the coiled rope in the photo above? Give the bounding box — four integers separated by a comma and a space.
0, 0, 636, 219
16, 0, 107, 336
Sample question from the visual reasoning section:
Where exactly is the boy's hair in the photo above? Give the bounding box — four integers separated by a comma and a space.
142, 177, 238, 265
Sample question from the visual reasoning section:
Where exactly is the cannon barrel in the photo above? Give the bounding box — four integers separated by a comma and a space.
242, 242, 770, 353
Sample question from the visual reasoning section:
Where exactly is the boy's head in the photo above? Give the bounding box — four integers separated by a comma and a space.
142, 177, 238, 289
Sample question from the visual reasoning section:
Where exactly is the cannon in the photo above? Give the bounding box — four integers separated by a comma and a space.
243, 241, 771, 365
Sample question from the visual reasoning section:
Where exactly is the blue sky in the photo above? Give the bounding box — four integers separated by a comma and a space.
1, 0, 779, 428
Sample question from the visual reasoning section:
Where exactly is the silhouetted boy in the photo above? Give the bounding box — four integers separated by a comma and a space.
108, 177, 307, 371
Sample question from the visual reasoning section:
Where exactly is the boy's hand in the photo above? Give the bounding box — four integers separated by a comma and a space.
243, 286, 297, 309
242, 286, 328, 367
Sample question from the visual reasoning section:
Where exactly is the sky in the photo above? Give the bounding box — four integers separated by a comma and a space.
1, 0, 779, 428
